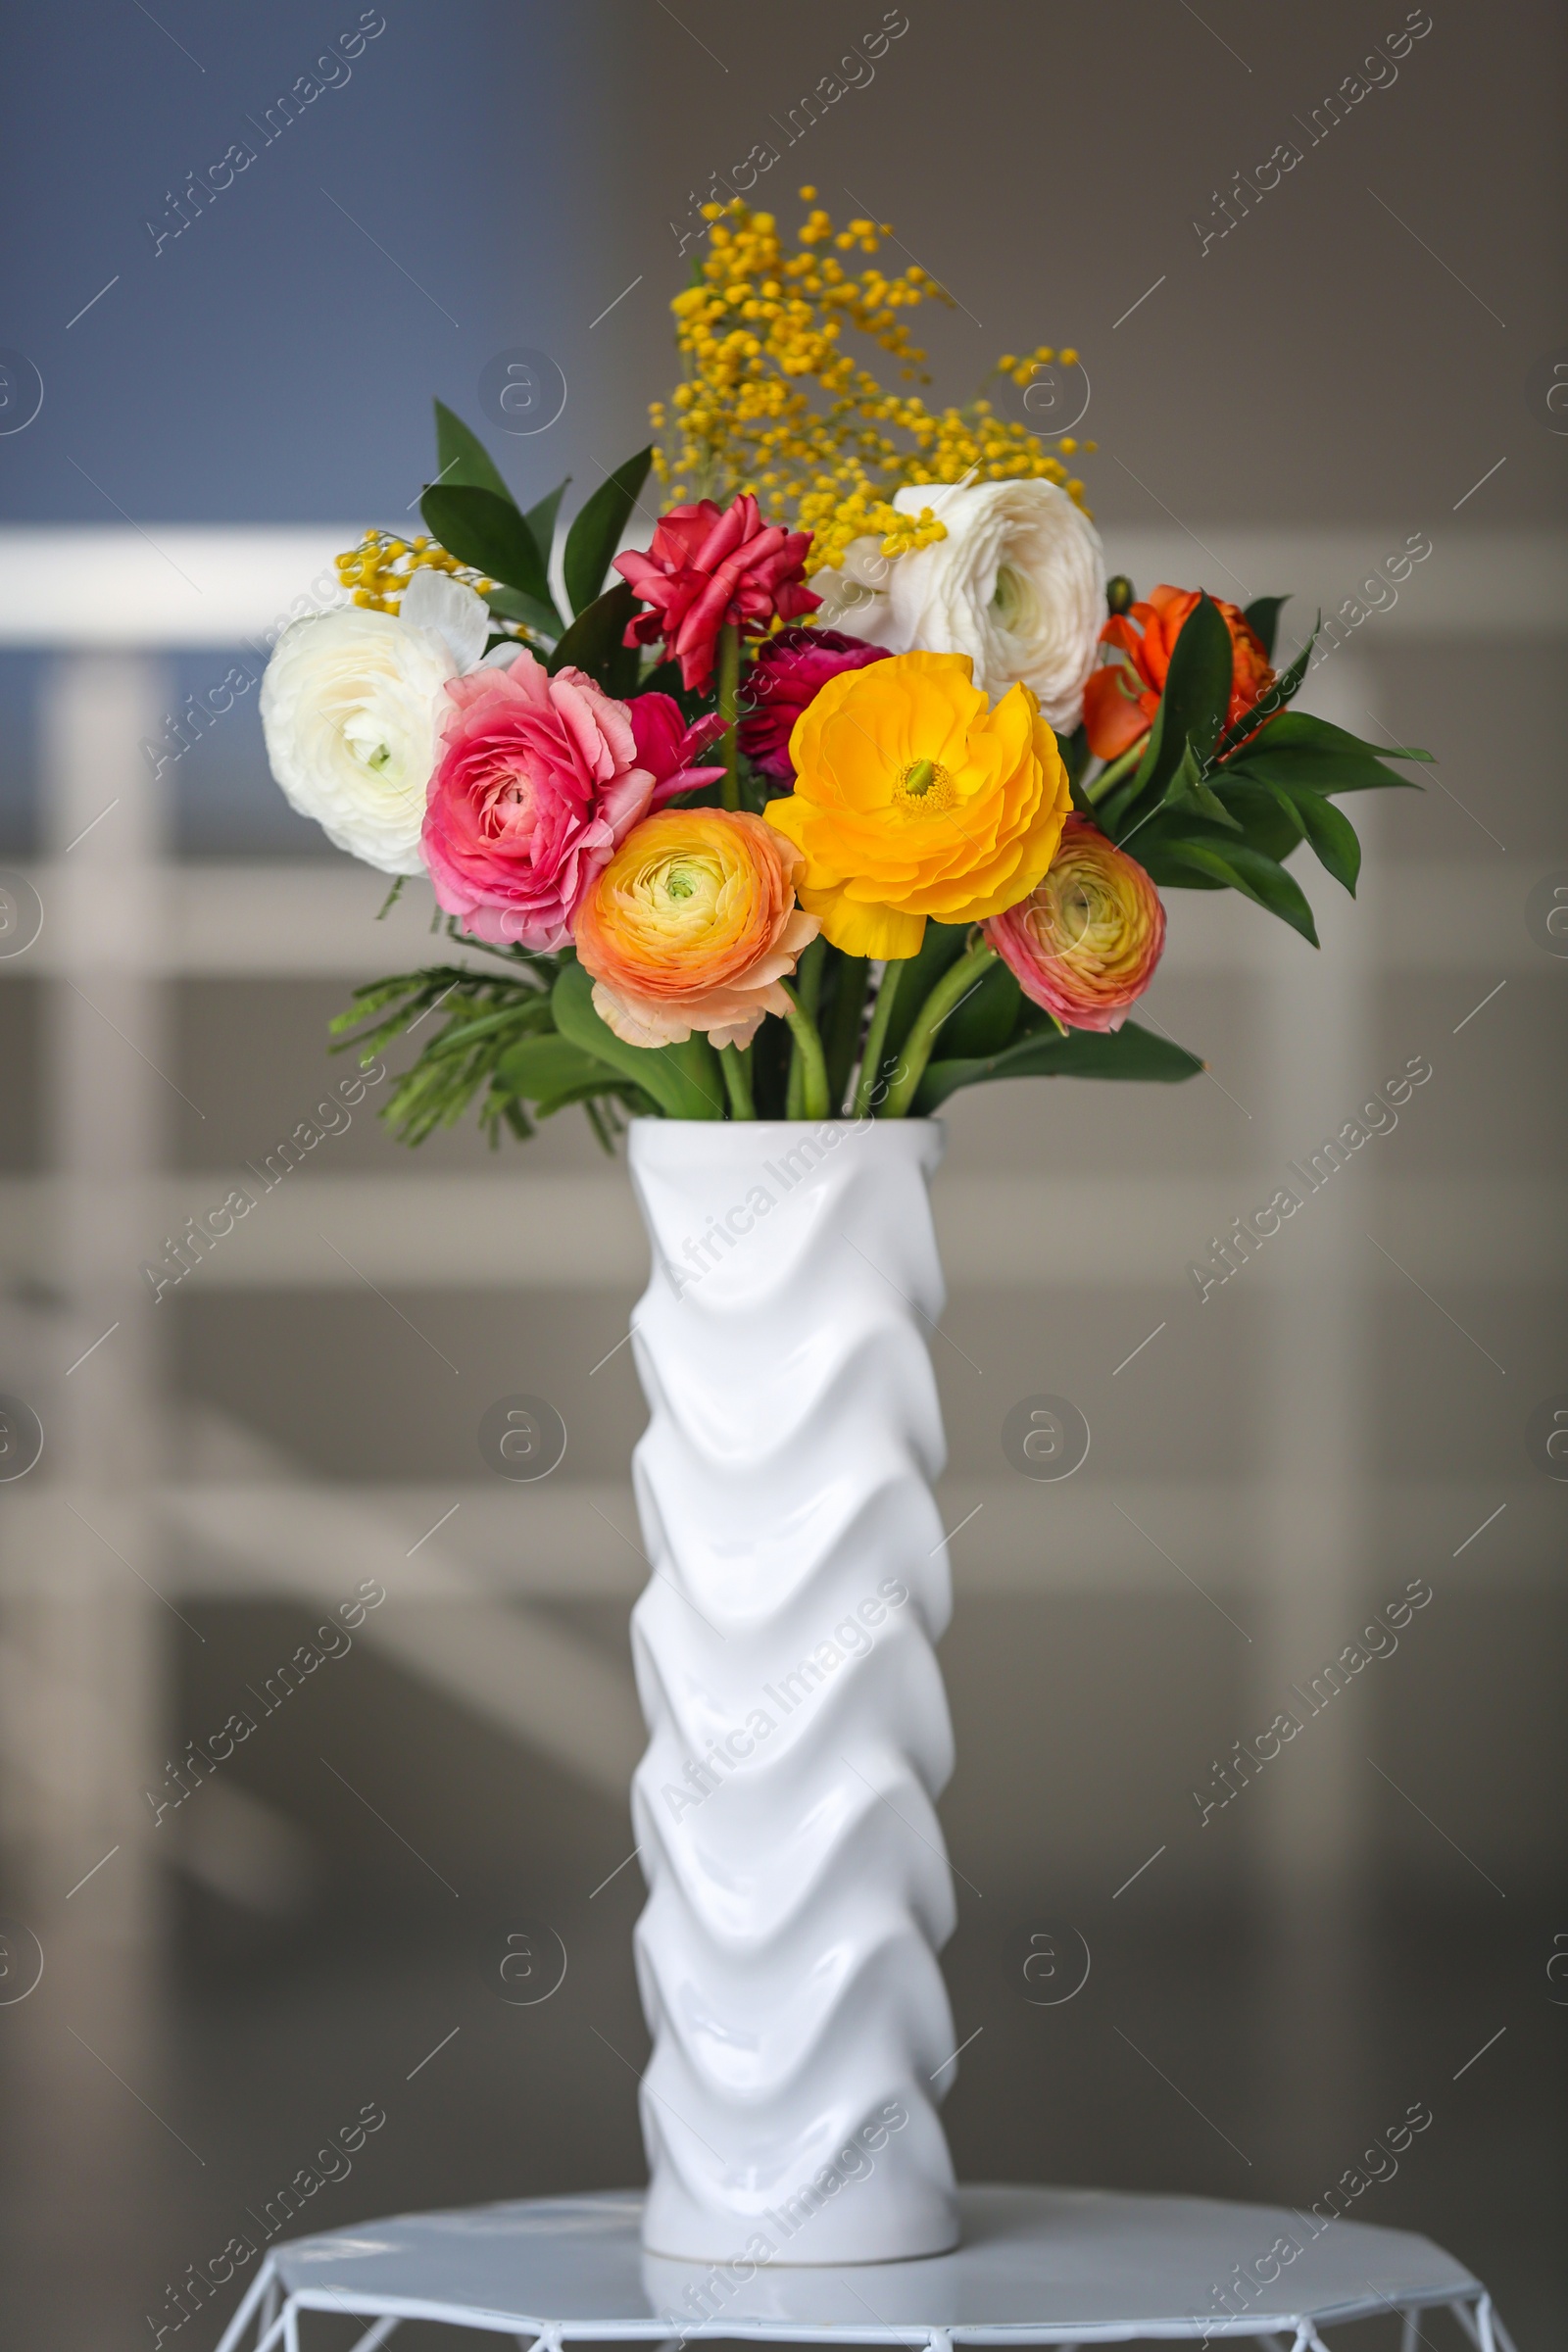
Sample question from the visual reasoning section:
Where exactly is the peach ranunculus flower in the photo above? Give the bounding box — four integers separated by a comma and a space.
763, 649, 1071, 960
572, 808, 818, 1050
985, 814, 1165, 1033
1083, 584, 1275, 762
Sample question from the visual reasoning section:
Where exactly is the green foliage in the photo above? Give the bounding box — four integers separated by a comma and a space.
1151, 837, 1320, 944
329, 942, 657, 1151
1208, 624, 1315, 763
433, 400, 516, 506
1245, 711, 1432, 766
524, 478, 570, 564
1243, 594, 1288, 661
419, 484, 561, 635
1090, 600, 1428, 948
547, 580, 641, 694
564, 447, 652, 619
935, 955, 1020, 1058
551, 960, 723, 1119
1098, 592, 1232, 836
1270, 783, 1361, 893
915, 1017, 1203, 1111
1057, 720, 1091, 791
820, 953, 870, 1115
874, 919, 968, 1088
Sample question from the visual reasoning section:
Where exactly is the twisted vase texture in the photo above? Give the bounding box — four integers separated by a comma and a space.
627, 1116, 960, 2263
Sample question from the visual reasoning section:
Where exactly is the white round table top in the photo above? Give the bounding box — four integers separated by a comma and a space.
263, 2182, 1485, 2344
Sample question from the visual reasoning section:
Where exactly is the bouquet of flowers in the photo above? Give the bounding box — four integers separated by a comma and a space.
259, 195, 1428, 1144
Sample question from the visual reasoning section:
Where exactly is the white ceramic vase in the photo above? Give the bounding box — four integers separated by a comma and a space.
626, 1116, 960, 2265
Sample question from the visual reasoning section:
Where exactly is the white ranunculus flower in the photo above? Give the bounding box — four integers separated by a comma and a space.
812, 479, 1106, 732
259, 575, 501, 874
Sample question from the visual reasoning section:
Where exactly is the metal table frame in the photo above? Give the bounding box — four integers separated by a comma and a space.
208, 2191, 1521, 2352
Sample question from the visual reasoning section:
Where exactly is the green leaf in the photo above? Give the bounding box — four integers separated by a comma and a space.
1205, 779, 1305, 862
1211, 620, 1317, 762
1058, 721, 1091, 792
1161, 738, 1243, 833
1096, 694, 1167, 834
1102, 594, 1233, 837
495, 1033, 623, 1102
883, 921, 968, 1061
1132, 835, 1221, 890
564, 447, 653, 618
552, 960, 722, 1119
1134, 785, 1306, 883
915, 1017, 1203, 1111
939, 957, 1021, 1058
1159, 838, 1320, 945
1224, 745, 1420, 797
1243, 595, 1288, 661
547, 579, 641, 693
420, 484, 558, 618
1239, 710, 1433, 765
531, 1074, 656, 1124
484, 583, 563, 639
1273, 785, 1361, 893
1149, 592, 1233, 765
524, 478, 570, 564
433, 401, 515, 506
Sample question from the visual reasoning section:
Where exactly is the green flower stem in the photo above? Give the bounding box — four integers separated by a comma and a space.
851, 957, 905, 1118
1083, 737, 1148, 806
822, 952, 869, 1114
786, 937, 826, 1118
720, 1041, 756, 1120
881, 942, 1000, 1118
717, 624, 742, 810
796, 933, 825, 1018
776, 982, 829, 1121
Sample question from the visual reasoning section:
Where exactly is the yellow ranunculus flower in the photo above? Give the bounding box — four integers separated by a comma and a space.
763, 650, 1072, 958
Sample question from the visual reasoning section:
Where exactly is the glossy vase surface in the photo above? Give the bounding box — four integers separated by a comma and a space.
626, 1116, 960, 2264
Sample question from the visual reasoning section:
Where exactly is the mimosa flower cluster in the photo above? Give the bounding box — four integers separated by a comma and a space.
257, 197, 1429, 1141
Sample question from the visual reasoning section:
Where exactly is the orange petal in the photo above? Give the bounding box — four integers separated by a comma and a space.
1083, 670, 1152, 761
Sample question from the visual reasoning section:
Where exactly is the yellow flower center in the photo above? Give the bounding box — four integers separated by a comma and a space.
1033, 868, 1123, 962
615, 844, 733, 946
894, 757, 956, 814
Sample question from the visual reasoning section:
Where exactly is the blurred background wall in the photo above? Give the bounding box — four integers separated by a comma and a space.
0, 3, 1563, 2346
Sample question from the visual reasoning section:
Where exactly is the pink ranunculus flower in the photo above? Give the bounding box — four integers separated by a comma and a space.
614, 494, 819, 692
737, 624, 890, 780
422, 653, 655, 950
628, 692, 730, 807
985, 814, 1166, 1034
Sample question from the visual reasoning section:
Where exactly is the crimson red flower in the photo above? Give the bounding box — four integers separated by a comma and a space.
614, 495, 819, 692
628, 692, 730, 807
737, 625, 890, 780
1083, 584, 1275, 762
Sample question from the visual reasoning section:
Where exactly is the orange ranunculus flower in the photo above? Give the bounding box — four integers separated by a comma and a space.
763, 650, 1071, 960
573, 808, 817, 1051
1082, 585, 1275, 762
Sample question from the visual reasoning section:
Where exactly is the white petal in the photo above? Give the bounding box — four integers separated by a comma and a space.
400, 567, 491, 672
